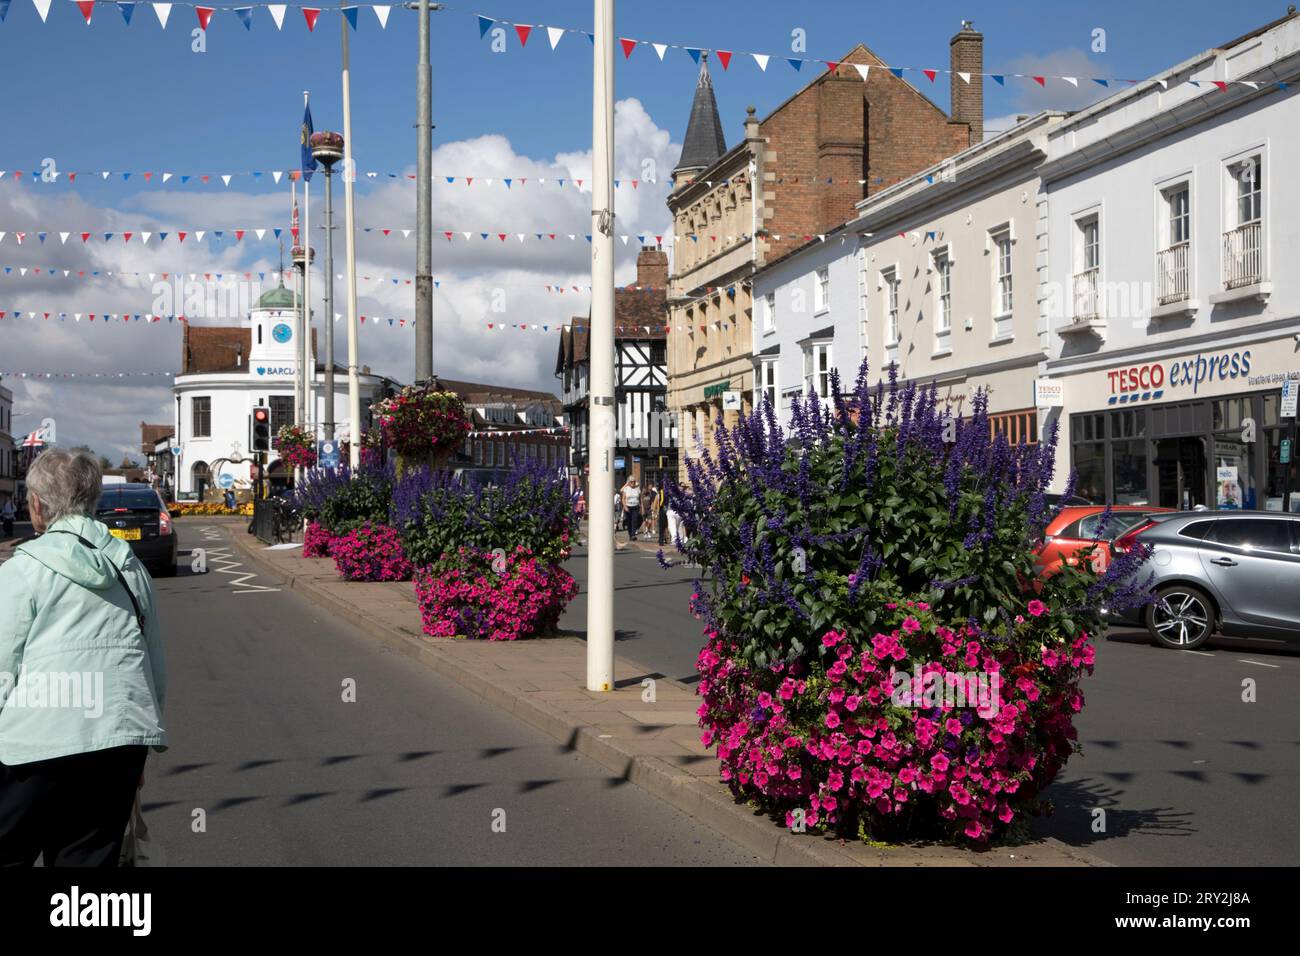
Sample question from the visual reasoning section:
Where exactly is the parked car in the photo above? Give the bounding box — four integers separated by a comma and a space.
1043, 493, 1092, 508
1036, 505, 1175, 577
95, 482, 178, 576
1110, 511, 1300, 649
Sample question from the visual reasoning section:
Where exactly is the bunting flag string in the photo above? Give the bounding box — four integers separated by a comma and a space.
0, 370, 178, 379
0, 1, 395, 31
0, 262, 669, 294
0, 227, 737, 246
468, 10, 1292, 97
467, 425, 569, 439
0, 307, 419, 329
3, 165, 660, 190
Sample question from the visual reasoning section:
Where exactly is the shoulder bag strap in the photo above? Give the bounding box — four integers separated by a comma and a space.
46, 530, 147, 635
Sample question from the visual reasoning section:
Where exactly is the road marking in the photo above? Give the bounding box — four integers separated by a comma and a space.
1180, 650, 1215, 657
199, 526, 280, 593
1238, 659, 1280, 668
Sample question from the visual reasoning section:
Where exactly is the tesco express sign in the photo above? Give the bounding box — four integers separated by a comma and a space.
1107, 349, 1252, 405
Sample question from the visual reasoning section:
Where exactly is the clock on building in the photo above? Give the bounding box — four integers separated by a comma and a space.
272, 322, 293, 344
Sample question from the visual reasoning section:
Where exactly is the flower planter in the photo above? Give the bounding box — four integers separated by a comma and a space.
413, 547, 577, 641
330, 522, 412, 582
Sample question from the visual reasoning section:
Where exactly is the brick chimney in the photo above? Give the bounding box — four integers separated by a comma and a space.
816, 65, 867, 232
636, 245, 668, 290
949, 21, 983, 146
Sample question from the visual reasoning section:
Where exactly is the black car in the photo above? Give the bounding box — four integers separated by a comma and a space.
96, 483, 178, 576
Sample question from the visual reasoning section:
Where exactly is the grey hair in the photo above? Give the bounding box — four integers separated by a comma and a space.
26, 449, 103, 522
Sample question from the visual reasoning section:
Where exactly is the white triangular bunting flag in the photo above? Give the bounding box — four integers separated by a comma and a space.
516, 233, 525, 242
752, 53, 769, 71
151, 2, 170, 28
1157, 79, 1168, 90
59, 232, 69, 244
195, 231, 205, 242
547, 26, 563, 49
855, 64, 871, 81
255, 228, 266, 240
1241, 80, 1259, 89
32, 0, 52, 22
373, 4, 389, 28
462, 232, 471, 240
162, 171, 172, 183
956, 71, 970, 84
19, 268, 26, 277
1062, 76, 1078, 87
653, 43, 667, 60
141, 232, 151, 244
620, 235, 629, 245
268, 4, 286, 30
101, 171, 110, 180
221, 174, 232, 186
402, 229, 411, 239
272, 170, 283, 184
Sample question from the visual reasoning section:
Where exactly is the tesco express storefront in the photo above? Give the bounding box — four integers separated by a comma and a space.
1048, 337, 1300, 512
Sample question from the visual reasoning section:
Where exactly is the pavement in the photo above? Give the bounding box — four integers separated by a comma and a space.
221, 518, 1100, 867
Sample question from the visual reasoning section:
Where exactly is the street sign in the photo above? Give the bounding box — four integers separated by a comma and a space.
1282, 378, 1298, 418
318, 440, 341, 469
217, 473, 235, 489
722, 390, 742, 411
1282, 439, 1292, 464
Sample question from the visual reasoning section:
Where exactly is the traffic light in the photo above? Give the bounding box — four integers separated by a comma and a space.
252, 405, 271, 452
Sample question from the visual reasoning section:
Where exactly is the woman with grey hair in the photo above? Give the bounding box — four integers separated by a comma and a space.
0, 448, 167, 866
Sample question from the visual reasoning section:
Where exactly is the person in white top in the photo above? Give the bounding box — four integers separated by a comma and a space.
620, 477, 642, 542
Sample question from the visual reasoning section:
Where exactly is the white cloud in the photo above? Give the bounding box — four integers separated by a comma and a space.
0, 98, 679, 462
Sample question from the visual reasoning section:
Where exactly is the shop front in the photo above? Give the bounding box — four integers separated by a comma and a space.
1053, 340, 1300, 512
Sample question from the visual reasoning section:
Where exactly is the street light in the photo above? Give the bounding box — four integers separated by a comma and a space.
405, 0, 445, 385
311, 130, 345, 442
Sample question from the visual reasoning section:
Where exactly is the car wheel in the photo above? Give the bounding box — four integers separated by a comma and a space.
1146, 585, 1214, 650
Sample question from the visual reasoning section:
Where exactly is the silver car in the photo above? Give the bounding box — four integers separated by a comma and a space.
1112, 511, 1300, 649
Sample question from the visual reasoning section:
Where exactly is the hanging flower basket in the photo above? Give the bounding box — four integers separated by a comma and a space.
274, 424, 317, 469
372, 383, 470, 473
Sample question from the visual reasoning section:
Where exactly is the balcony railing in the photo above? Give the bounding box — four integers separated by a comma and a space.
1222, 221, 1262, 289
1072, 267, 1101, 321
1156, 242, 1190, 305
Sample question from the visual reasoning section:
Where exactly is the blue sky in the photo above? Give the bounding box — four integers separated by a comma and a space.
0, 0, 1286, 459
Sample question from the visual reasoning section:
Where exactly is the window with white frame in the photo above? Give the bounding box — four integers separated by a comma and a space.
1157, 183, 1191, 305
762, 291, 775, 333
814, 267, 830, 313
882, 268, 899, 345
934, 249, 952, 334
759, 358, 778, 410
993, 231, 1013, 317
803, 341, 832, 400
1224, 154, 1263, 289
1073, 214, 1100, 319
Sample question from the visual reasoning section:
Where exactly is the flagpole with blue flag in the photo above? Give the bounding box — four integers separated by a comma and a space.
302, 92, 317, 442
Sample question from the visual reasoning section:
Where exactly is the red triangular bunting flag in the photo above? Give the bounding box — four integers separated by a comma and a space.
123, 232, 133, 242
196, 6, 214, 30
76, 1, 94, 24
303, 7, 320, 31
382, 228, 390, 236
825, 61, 838, 74
923, 69, 937, 82
620, 38, 636, 59
515, 24, 531, 46
716, 50, 732, 70
80, 232, 90, 243
1032, 76, 1046, 87
178, 232, 187, 243
235, 230, 244, 241
1213, 80, 1227, 91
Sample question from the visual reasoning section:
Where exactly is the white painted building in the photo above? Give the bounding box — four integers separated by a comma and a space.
752, 112, 1061, 444
1038, 10, 1300, 510
0, 378, 16, 507
170, 284, 395, 499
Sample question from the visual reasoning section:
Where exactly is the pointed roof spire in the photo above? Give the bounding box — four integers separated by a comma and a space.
673, 52, 727, 180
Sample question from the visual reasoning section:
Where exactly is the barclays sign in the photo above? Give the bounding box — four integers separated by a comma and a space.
254, 365, 296, 377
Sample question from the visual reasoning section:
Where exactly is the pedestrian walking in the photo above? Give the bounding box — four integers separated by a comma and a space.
621, 476, 642, 542
657, 485, 669, 546
223, 487, 236, 512
0, 449, 168, 867
1, 497, 14, 539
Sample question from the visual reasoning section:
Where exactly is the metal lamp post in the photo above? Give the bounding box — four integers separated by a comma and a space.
311, 131, 345, 442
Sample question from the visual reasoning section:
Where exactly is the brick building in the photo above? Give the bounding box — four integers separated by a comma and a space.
437, 378, 568, 481
667, 24, 984, 478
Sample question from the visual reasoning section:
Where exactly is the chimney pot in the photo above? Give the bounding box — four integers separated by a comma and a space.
949, 23, 984, 145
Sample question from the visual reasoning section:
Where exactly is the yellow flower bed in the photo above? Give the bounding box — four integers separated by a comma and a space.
167, 502, 254, 516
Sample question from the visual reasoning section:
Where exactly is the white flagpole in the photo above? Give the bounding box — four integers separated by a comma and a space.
291, 177, 301, 428
342, 8, 362, 469
586, 0, 616, 692
303, 91, 314, 445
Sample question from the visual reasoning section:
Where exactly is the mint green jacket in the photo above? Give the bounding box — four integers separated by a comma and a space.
0, 514, 167, 765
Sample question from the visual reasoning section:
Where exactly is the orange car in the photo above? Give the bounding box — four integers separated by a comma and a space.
1035, 505, 1175, 577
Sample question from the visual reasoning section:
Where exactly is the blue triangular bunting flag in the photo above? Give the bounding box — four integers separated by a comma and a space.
0, 0, 11, 21
991, 74, 1004, 85
790, 59, 803, 72
478, 15, 493, 37
342, 5, 357, 30
117, 2, 134, 24
889, 67, 904, 78
234, 6, 252, 29
1092, 78, 1109, 87
687, 48, 702, 63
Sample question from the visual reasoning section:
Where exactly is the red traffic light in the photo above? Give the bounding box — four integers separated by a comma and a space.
253, 407, 270, 423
